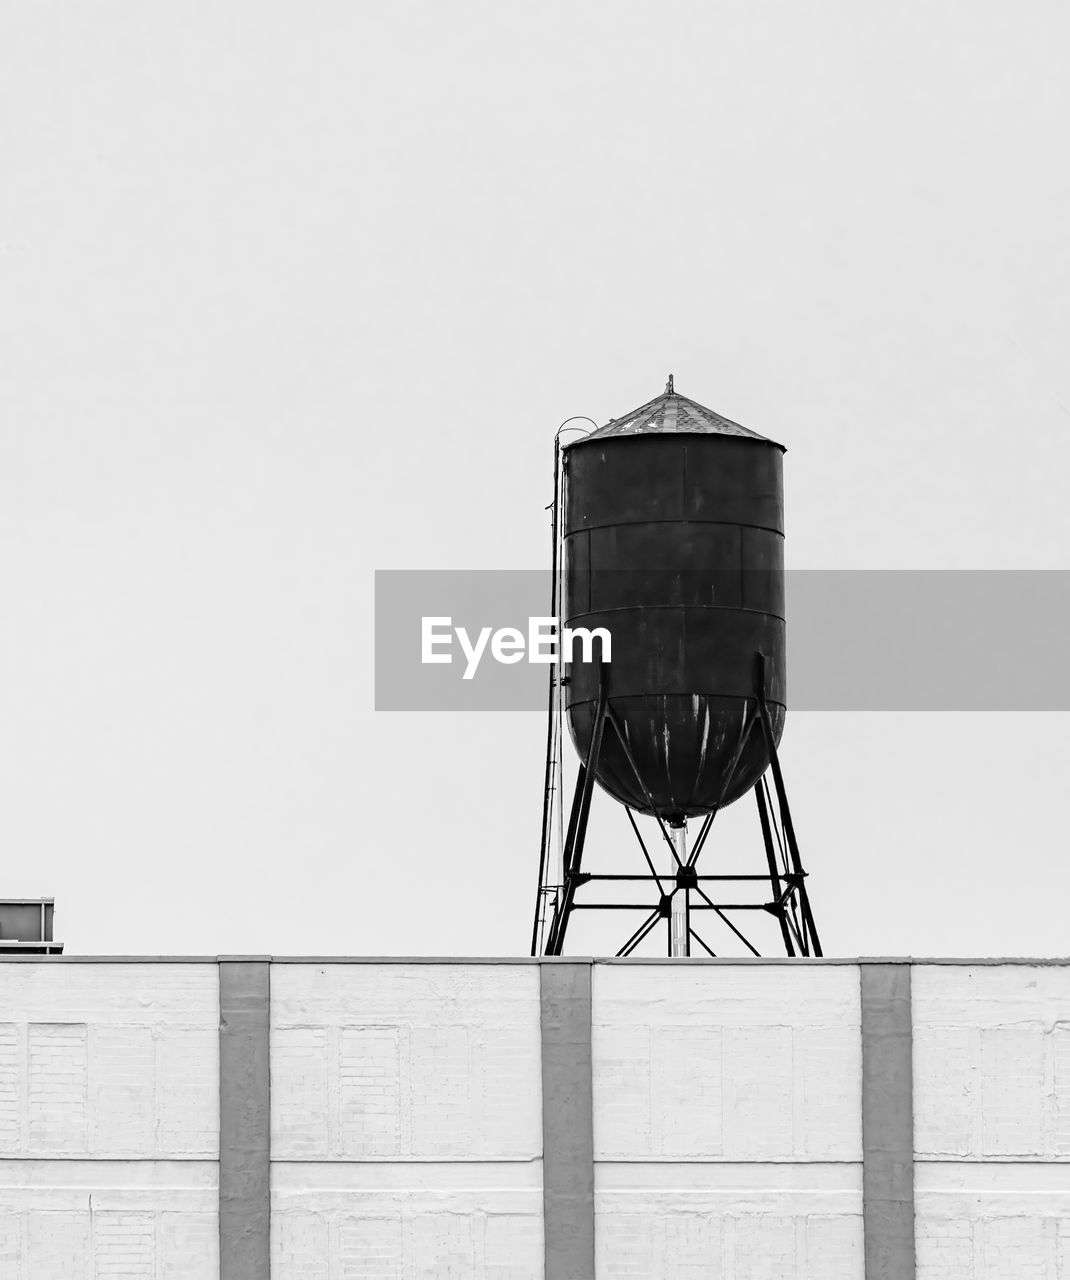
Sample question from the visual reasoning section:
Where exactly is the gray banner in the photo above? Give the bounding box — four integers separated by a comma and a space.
374, 569, 1070, 711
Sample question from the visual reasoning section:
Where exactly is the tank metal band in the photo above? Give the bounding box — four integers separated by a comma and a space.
540, 960, 596, 1280
219, 960, 271, 1280
861, 963, 916, 1279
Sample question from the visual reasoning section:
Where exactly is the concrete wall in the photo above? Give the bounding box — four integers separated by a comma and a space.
0, 956, 1066, 1278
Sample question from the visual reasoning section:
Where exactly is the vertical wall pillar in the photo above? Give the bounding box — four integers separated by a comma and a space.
219, 959, 271, 1280
861, 962, 916, 1280
540, 960, 595, 1280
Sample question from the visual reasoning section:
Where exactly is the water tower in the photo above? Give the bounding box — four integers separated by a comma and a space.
531, 378, 820, 958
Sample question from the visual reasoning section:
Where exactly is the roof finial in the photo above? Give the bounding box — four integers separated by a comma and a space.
666, 373, 675, 395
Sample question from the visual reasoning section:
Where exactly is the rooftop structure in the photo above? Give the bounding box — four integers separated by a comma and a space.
0, 897, 62, 954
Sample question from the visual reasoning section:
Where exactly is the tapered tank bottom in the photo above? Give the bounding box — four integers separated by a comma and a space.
567, 692, 784, 819
563, 604, 786, 818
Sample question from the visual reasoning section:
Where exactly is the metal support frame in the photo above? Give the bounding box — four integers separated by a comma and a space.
531, 655, 822, 959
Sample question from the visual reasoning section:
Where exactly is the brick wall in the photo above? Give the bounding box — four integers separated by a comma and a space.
0, 957, 1067, 1278
913, 965, 1070, 1279
270, 963, 543, 1278
0, 962, 219, 1277
592, 963, 864, 1278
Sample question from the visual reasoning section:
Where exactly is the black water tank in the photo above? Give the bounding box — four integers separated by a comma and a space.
561, 383, 786, 820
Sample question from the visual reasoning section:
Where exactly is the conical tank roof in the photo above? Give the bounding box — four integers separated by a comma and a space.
578, 376, 783, 449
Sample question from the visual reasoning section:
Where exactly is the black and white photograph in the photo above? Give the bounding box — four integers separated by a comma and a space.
1, 2, 1068, 1276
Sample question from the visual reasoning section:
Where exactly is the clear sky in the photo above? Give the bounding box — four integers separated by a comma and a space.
1, 1, 1067, 957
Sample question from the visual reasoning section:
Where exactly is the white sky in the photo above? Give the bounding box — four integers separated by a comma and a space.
1, 1, 1067, 957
